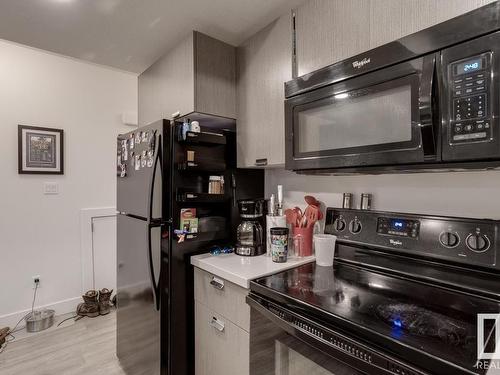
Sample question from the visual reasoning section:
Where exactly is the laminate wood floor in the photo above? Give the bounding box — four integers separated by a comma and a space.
0, 311, 126, 375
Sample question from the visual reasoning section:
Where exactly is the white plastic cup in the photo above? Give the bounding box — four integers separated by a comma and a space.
314, 234, 337, 266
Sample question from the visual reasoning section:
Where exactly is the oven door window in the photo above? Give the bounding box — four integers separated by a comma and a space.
250, 308, 365, 375
293, 75, 421, 160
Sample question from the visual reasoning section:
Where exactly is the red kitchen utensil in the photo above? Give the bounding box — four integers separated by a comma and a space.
304, 205, 319, 228
285, 209, 298, 227
304, 195, 320, 207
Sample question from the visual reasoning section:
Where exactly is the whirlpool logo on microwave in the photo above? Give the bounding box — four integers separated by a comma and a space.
352, 57, 371, 69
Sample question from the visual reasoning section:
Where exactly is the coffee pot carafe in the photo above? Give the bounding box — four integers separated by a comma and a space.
236, 199, 266, 256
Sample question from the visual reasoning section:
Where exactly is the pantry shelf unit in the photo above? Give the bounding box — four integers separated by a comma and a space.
176, 159, 226, 172
176, 191, 228, 203
178, 131, 227, 146
176, 230, 229, 243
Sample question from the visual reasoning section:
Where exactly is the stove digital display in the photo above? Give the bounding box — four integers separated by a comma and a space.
391, 219, 405, 230
377, 217, 420, 238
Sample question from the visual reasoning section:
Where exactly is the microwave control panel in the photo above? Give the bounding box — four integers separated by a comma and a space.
448, 52, 492, 144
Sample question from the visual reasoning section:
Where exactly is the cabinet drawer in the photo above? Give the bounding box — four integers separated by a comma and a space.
195, 301, 250, 375
194, 267, 250, 331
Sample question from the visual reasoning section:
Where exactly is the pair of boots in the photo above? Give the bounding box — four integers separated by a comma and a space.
0, 327, 10, 347
76, 288, 113, 318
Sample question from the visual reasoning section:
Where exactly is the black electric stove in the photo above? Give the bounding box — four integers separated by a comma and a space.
248, 208, 500, 375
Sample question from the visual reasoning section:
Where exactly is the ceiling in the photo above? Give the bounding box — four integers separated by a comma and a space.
0, 0, 305, 73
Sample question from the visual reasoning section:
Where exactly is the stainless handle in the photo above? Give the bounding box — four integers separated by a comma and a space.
255, 158, 268, 167
210, 276, 224, 290
210, 316, 225, 332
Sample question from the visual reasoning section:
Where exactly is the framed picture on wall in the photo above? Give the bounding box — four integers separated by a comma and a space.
18, 125, 64, 175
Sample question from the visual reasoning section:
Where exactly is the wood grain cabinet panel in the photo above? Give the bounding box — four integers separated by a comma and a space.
236, 14, 292, 168
195, 301, 250, 375
369, 0, 496, 49
294, 0, 371, 77
194, 267, 250, 331
294, 0, 494, 77
138, 31, 236, 127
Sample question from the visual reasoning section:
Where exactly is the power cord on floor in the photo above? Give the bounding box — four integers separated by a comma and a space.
57, 315, 79, 327
0, 282, 40, 354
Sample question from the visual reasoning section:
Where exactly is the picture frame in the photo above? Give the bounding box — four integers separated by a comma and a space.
18, 125, 64, 175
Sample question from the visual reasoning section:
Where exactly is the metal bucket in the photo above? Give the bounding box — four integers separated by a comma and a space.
25, 309, 55, 332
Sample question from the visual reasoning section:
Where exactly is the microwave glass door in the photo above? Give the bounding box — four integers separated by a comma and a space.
287, 70, 427, 170
297, 84, 412, 153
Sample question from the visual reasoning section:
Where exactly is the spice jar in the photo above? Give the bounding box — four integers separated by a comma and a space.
208, 176, 223, 194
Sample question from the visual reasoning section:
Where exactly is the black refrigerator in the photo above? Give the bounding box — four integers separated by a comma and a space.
116, 119, 264, 375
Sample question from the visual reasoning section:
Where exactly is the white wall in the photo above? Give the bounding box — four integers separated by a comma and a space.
266, 168, 500, 220
0, 40, 137, 326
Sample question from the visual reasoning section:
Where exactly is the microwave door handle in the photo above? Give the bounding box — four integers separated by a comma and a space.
419, 53, 438, 158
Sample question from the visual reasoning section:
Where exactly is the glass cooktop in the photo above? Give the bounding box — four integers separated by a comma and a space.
251, 261, 500, 374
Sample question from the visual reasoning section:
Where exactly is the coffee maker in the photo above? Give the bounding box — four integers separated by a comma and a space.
235, 199, 266, 256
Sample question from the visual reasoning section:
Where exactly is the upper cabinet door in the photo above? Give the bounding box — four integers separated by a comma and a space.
138, 32, 236, 127
294, 0, 495, 78
294, 0, 370, 77
370, 0, 496, 49
236, 14, 292, 168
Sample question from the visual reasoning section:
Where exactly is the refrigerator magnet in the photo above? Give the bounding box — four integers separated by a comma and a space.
141, 150, 147, 168
149, 130, 157, 152
129, 134, 135, 149
142, 131, 148, 142
135, 132, 142, 144
135, 155, 140, 170
119, 163, 127, 178
147, 151, 154, 168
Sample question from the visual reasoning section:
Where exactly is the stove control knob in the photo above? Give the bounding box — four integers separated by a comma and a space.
466, 233, 490, 252
334, 217, 346, 232
439, 232, 460, 248
349, 218, 362, 234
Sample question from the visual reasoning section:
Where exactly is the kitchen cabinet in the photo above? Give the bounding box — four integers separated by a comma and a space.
294, 0, 495, 77
294, 0, 370, 77
138, 31, 236, 126
194, 267, 250, 375
236, 14, 292, 168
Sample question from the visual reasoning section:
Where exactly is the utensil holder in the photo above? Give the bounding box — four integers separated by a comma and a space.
292, 226, 314, 257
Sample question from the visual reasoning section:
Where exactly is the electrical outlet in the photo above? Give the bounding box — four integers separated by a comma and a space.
32, 275, 41, 289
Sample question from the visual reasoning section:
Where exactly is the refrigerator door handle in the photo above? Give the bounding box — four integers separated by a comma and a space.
148, 223, 162, 311
148, 134, 162, 224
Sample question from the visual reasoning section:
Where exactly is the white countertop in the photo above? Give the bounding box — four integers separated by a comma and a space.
191, 253, 315, 289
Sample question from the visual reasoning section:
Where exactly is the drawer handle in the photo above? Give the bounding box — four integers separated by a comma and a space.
210, 276, 224, 290
210, 316, 225, 332
255, 158, 268, 167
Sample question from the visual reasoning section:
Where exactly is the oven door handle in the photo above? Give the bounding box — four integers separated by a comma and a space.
419, 53, 438, 159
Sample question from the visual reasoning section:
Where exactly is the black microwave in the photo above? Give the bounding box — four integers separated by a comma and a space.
285, 2, 500, 174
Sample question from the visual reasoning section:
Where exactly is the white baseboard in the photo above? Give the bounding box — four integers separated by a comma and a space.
0, 296, 81, 329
